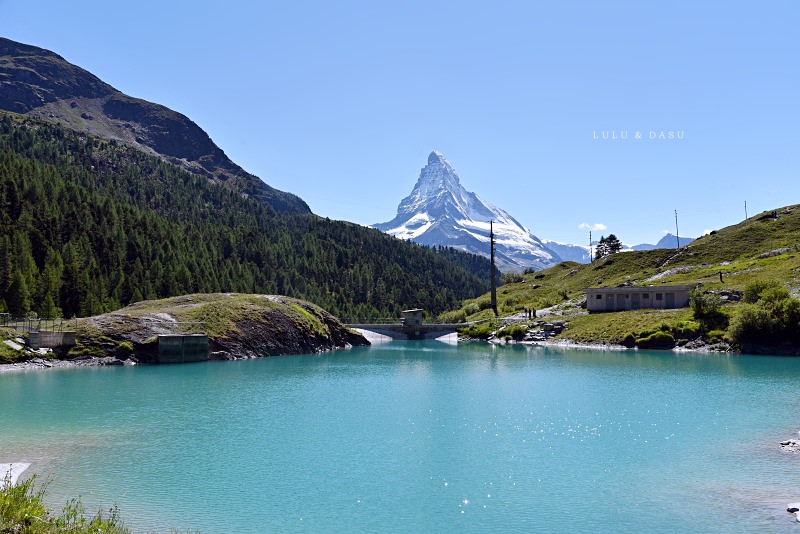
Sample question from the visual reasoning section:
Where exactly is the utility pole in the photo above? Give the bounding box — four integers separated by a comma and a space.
674, 210, 680, 249
490, 220, 498, 316
745, 201, 748, 220
589, 230, 593, 262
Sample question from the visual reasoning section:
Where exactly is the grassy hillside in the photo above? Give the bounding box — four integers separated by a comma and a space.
445, 205, 800, 350
70, 293, 367, 362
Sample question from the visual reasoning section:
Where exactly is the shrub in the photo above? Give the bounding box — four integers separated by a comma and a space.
621, 333, 636, 348
501, 271, 525, 284
478, 300, 495, 311
760, 286, 792, 306
691, 290, 721, 317
497, 324, 527, 341
636, 331, 676, 350
690, 291, 728, 331
728, 304, 771, 343
459, 322, 496, 340
728, 293, 800, 345
117, 341, 134, 357
706, 330, 727, 342
439, 309, 466, 323
742, 279, 783, 303
673, 320, 701, 339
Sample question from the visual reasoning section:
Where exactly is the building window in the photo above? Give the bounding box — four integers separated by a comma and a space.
596, 294, 602, 299
656, 293, 663, 300
625, 294, 630, 299
643, 293, 650, 299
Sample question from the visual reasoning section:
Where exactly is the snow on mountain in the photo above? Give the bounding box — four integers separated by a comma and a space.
373, 151, 560, 271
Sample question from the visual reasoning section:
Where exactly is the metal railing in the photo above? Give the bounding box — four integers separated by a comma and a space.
0, 315, 78, 333
342, 318, 401, 325
342, 317, 469, 325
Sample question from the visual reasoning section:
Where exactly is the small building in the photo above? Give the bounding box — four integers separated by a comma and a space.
401, 309, 424, 326
584, 285, 692, 313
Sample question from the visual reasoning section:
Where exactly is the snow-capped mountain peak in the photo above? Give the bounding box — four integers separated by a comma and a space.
374, 151, 560, 271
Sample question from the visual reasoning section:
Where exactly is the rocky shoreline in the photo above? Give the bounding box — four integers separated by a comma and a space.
0, 355, 137, 373
467, 336, 733, 353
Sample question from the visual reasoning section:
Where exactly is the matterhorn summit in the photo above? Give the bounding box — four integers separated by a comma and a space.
373, 151, 560, 271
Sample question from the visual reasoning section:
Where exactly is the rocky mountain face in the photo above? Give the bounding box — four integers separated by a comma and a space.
0, 37, 308, 213
374, 151, 560, 271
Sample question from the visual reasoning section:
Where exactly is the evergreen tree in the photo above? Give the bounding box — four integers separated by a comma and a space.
0, 113, 493, 318
6, 270, 30, 316
595, 234, 623, 259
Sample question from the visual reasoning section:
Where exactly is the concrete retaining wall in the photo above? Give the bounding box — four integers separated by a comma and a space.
13, 331, 76, 350
158, 334, 209, 363
40, 331, 76, 348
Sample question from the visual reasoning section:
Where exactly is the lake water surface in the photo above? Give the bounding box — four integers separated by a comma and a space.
2, 342, 800, 532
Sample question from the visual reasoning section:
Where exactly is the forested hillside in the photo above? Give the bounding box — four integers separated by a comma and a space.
0, 113, 494, 319
0, 37, 309, 214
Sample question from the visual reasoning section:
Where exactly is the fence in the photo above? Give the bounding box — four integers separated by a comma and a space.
0, 315, 78, 334
342, 317, 461, 325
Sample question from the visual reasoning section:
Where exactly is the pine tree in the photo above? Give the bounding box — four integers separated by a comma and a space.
6, 270, 30, 316
596, 234, 622, 258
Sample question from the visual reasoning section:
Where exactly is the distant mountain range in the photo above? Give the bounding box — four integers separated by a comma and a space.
542, 234, 696, 263
0, 37, 308, 213
373, 151, 560, 272
632, 234, 695, 251
541, 240, 592, 263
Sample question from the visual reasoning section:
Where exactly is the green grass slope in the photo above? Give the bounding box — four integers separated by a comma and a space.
446, 205, 800, 349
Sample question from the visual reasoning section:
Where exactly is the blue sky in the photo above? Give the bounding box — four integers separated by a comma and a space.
2, 1, 798, 245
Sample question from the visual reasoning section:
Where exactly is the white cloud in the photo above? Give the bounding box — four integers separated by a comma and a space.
578, 222, 607, 231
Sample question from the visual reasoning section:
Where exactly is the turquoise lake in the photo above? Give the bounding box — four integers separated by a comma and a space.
2, 341, 800, 532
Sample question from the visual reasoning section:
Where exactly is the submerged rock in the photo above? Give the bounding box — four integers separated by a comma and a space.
780, 438, 800, 453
